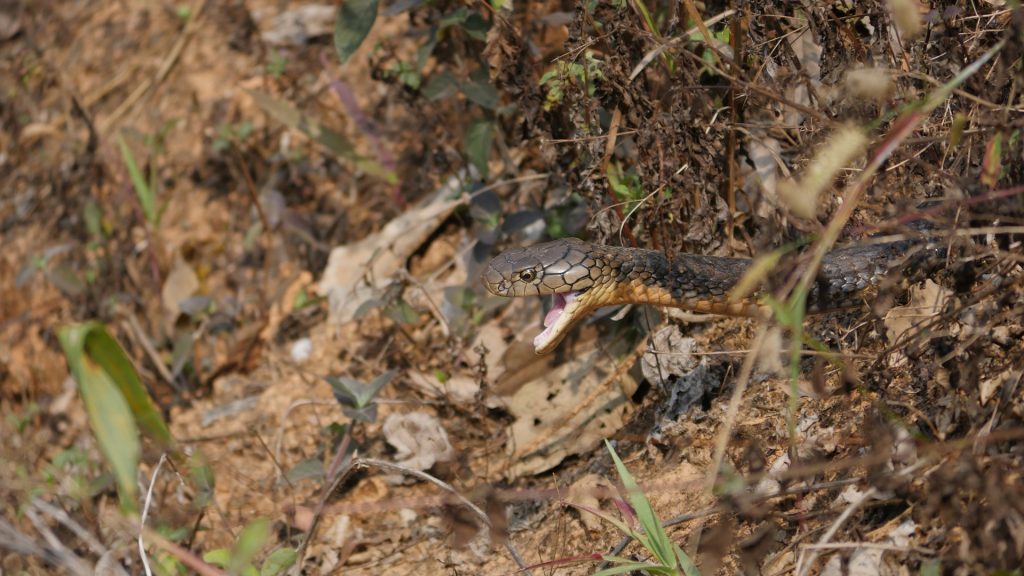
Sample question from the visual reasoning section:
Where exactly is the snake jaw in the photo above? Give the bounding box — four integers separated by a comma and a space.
534, 290, 593, 354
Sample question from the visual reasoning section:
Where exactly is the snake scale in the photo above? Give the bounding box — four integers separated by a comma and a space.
482, 236, 944, 354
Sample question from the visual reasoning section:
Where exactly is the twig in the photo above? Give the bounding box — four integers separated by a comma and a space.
705, 324, 770, 492
629, 9, 737, 80
30, 499, 106, 557
795, 487, 877, 576
23, 506, 94, 576
100, 0, 205, 132
124, 314, 179, 391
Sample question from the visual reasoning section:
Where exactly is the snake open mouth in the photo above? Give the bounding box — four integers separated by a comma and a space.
534, 290, 584, 353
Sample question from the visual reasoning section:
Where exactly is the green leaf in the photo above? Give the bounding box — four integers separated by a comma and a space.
245, 89, 395, 183
605, 440, 676, 568
460, 78, 498, 110
118, 134, 158, 225
333, 0, 379, 66
232, 518, 271, 574
385, 299, 420, 325
84, 200, 104, 238
190, 450, 216, 508
464, 119, 494, 179
675, 543, 701, 576
61, 353, 138, 508
261, 548, 298, 576
461, 12, 491, 40
284, 458, 325, 484
438, 7, 470, 30
422, 72, 457, 101
71, 323, 174, 444
326, 370, 396, 409
45, 265, 86, 296
59, 322, 175, 510
202, 548, 231, 568
593, 562, 671, 576
564, 501, 639, 541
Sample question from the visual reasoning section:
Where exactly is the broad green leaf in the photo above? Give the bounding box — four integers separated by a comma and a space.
261, 548, 298, 576
231, 518, 271, 574
84, 200, 104, 238
460, 12, 491, 40
461, 78, 498, 110
60, 322, 175, 510
334, 0, 379, 66
245, 89, 395, 183
60, 327, 140, 510
464, 119, 494, 179
422, 72, 457, 100
202, 548, 231, 568
73, 323, 173, 444
326, 370, 396, 409
284, 458, 324, 484
118, 134, 158, 225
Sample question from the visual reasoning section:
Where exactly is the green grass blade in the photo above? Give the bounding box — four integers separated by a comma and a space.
675, 543, 701, 576
117, 134, 158, 225
593, 562, 674, 576
605, 440, 676, 568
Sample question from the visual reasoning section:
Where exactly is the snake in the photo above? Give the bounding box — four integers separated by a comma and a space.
482, 236, 943, 354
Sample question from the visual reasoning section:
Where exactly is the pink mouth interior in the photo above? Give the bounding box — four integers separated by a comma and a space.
535, 291, 578, 348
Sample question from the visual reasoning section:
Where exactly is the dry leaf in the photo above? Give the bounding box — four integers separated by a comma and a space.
318, 188, 464, 322
883, 280, 948, 344
382, 412, 455, 471
162, 255, 199, 320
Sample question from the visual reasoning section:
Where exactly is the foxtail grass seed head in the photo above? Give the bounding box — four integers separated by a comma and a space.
844, 67, 894, 101
777, 125, 869, 219
888, 0, 924, 39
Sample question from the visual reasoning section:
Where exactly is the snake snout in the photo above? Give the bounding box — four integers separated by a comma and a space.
481, 263, 508, 296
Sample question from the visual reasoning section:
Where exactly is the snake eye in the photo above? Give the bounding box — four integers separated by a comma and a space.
519, 269, 537, 283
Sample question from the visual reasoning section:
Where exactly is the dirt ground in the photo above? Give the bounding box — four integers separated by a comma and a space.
2, 0, 1023, 575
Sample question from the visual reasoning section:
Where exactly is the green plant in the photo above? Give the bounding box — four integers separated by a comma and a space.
118, 134, 160, 225
211, 121, 254, 154
266, 50, 287, 79
540, 50, 604, 111
326, 370, 395, 423
570, 441, 700, 576
607, 163, 645, 212
203, 518, 298, 576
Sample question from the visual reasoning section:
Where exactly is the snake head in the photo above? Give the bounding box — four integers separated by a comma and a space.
482, 238, 602, 354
